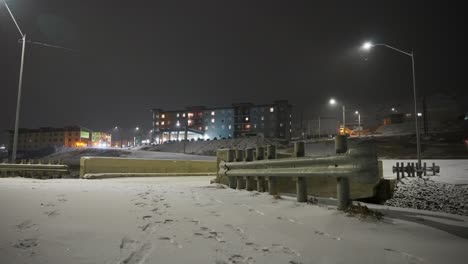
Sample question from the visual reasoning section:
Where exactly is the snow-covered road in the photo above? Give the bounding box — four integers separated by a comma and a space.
1, 177, 467, 264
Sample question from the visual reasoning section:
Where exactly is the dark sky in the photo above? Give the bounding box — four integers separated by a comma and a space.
0, 0, 466, 143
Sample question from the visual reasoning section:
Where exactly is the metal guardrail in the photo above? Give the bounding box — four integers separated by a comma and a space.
218, 137, 381, 210
0, 160, 69, 178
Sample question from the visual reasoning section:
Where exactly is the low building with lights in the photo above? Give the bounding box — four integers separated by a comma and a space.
151, 100, 292, 143
8, 126, 111, 151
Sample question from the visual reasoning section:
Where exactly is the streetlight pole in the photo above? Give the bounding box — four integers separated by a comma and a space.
3, 1, 75, 161
329, 98, 346, 135
4, 1, 25, 162
342, 105, 346, 131
362, 41, 421, 167
11, 33, 26, 162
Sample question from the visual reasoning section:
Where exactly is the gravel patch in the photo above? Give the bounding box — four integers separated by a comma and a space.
384, 178, 468, 216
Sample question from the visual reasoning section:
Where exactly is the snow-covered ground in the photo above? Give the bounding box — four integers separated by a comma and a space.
1, 177, 468, 264
381, 159, 468, 185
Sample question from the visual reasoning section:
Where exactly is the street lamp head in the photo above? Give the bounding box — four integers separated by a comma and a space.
114, 126, 118, 130
355, 111, 359, 115
361, 41, 373, 51
136, 127, 139, 131
329, 98, 336, 105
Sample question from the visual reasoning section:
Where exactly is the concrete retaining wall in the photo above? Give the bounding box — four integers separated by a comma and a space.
80, 157, 216, 178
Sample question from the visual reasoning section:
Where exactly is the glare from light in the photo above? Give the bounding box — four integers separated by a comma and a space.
136, 127, 139, 131
362, 42, 373, 50
355, 111, 359, 114
391, 108, 396, 112
417, 113, 422, 117
329, 98, 336, 105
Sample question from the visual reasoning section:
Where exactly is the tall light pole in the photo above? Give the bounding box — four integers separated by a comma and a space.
355, 111, 361, 137
3, 1, 75, 161
329, 98, 346, 135
361, 41, 421, 167
3, 1, 25, 162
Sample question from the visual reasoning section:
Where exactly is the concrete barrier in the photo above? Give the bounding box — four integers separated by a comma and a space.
80, 157, 216, 178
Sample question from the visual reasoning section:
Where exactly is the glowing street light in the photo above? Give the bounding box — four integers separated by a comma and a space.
361, 40, 421, 168
329, 98, 337, 105
361, 41, 373, 50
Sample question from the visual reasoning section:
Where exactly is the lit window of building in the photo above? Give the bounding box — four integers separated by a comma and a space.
261, 116, 264, 121
156, 121, 159, 125
183, 113, 186, 117
254, 124, 257, 128
161, 114, 165, 118
246, 124, 251, 129
176, 113, 180, 117
245, 117, 249, 121
188, 113, 194, 118
280, 123, 283, 127
161, 121, 165, 125
188, 120, 192, 125
228, 125, 232, 130
205, 126, 209, 130
211, 111, 215, 116
270, 107, 274, 112
211, 118, 215, 123
176, 121, 180, 127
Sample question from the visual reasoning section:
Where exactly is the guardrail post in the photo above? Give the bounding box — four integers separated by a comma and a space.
267, 145, 276, 159
243, 148, 254, 191
227, 149, 237, 189
294, 142, 308, 202
294, 141, 305, 157
256, 146, 264, 160
255, 146, 266, 192
235, 150, 246, 189
335, 135, 348, 154
337, 177, 350, 210
245, 148, 254, 162
267, 146, 278, 195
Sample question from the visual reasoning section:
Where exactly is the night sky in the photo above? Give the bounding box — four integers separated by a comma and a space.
0, 0, 466, 144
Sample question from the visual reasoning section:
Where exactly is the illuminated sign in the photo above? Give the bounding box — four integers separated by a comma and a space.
80, 131, 90, 139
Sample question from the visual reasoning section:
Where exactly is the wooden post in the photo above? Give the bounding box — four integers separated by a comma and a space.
423, 162, 427, 176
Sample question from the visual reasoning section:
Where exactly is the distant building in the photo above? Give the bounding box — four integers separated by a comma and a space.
8, 126, 111, 151
151, 100, 292, 143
